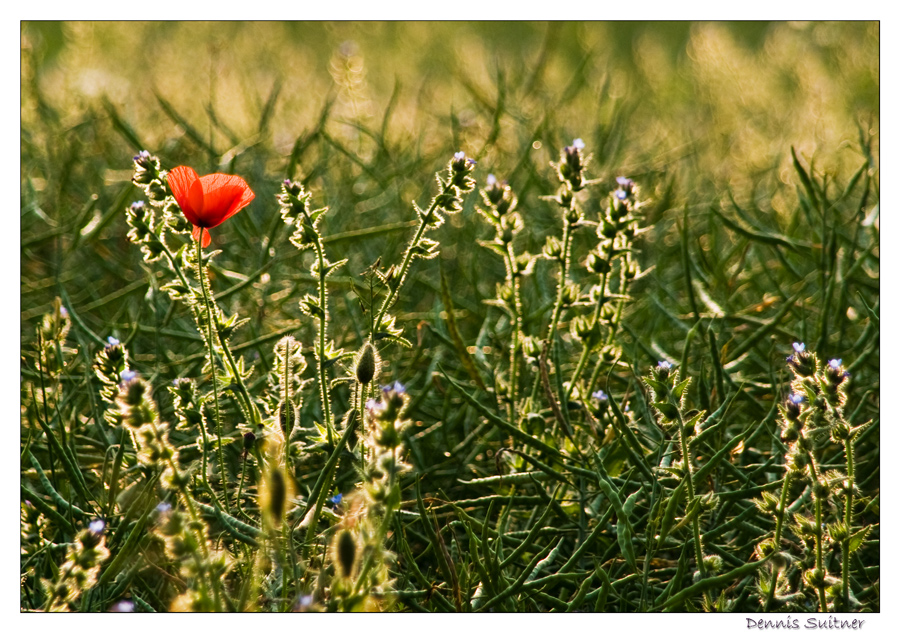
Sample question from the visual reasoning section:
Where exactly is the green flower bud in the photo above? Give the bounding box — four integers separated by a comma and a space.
335, 530, 357, 578
355, 342, 379, 386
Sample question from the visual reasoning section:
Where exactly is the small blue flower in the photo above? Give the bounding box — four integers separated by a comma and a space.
616, 176, 633, 187
156, 502, 172, 513
107, 336, 120, 346
789, 393, 804, 405
382, 380, 406, 395
59, 306, 68, 317
454, 151, 466, 160
573, 138, 585, 150
120, 369, 137, 383
592, 390, 609, 402
486, 174, 497, 186
829, 359, 842, 370
295, 594, 314, 611
110, 599, 135, 613
366, 398, 384, 416
792, 342, 806, 354
658, 360, 672, 370
331, 493, 343, 505
615, 189, 628, 200
130, 200, 145, 212
88, 519, 105, 535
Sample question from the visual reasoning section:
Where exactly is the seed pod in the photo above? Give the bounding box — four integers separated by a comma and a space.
279, 401, 296, 438
335, 530, 356, 578
267, 469, 286, 526
355, 342, 378, 386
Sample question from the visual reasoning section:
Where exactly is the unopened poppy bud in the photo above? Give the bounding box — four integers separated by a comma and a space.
355, 342, 379, 386
279, 402, 296, 438
813, 481, 831, 500
335, 530, 356, 578
267, 469, 286, 526
242, 431, 256, 460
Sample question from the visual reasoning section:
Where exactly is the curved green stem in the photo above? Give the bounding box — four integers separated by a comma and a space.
196, 232, 230, 512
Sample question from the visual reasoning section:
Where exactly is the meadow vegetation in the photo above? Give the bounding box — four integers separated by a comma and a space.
20, 21, 879, 612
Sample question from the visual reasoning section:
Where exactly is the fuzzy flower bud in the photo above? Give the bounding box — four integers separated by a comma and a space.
355, 342, 379, 386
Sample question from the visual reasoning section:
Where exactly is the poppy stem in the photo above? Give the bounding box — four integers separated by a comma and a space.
196, 231, 231, 513
311, 237, 335, 446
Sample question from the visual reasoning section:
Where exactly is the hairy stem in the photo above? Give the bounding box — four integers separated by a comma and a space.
505, 241, 523, 423
196, 232, 230, 512
842, 437, 855, 609
311, 236, 334, 445
374, 181, 451, 334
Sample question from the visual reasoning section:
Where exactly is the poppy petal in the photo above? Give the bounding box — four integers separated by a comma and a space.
167, 166, 204, 225
192, 225, 212, 248
198, 174, 255, 228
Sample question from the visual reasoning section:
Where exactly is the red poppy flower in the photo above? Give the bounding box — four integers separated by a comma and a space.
167, 166, 255, 247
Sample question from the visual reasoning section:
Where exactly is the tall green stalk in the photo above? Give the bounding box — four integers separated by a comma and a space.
196, 231, 230, 512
